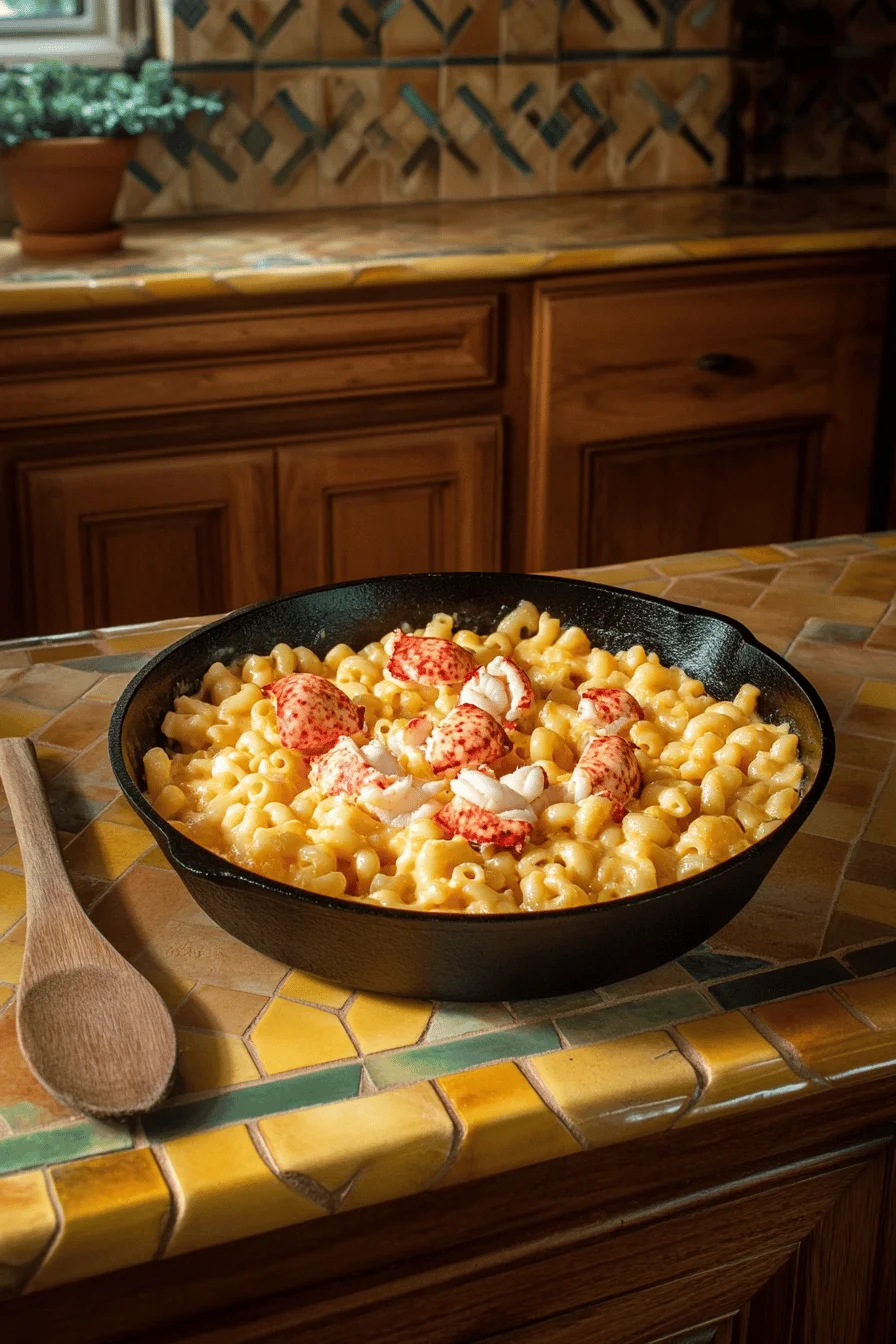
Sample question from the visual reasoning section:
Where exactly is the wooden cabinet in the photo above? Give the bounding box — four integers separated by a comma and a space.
277, 419, 502, 589
20, 450, 277, 633
527, 262, 888, 570
7, 1086, 895, 1344
1, 254, 892, 639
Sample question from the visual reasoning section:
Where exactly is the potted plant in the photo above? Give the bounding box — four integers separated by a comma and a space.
0, 61, 223, 257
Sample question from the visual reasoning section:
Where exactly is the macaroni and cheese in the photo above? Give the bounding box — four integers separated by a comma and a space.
144, 602, 803, 914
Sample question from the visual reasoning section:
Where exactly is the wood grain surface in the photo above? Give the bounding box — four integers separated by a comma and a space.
0, 738, 176, 1116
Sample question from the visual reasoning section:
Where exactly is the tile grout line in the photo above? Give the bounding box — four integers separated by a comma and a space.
514, 1057, 591, 1152
249, 1120, 335, 1213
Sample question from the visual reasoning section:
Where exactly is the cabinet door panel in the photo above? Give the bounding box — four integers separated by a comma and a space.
529, 266, 886, 570
21, 450, 276, 635
582, 423, 819, 567
278, 420, 502, 590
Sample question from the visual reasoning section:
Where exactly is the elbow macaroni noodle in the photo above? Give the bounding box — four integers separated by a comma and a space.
145, 602, 803, 914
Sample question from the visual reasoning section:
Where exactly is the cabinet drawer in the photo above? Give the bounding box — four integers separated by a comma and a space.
535, 271, 876, 443
0, 296, 498, 424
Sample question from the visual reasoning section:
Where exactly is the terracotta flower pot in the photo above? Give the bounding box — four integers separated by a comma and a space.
1, 136, 136, 258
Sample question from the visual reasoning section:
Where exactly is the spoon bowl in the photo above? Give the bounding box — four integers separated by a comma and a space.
0, 738, 176, 1118
17, 966, 175, 1117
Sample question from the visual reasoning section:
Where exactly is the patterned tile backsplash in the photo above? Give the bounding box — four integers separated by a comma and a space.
116, 0, 735, 216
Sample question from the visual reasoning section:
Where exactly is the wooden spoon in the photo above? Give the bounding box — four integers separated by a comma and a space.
0, 738, 176, 1117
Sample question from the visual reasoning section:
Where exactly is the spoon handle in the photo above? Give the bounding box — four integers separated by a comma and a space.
0, 737, 76, 926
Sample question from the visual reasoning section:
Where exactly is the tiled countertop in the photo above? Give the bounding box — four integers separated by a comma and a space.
2, 182, 896, 317
1, 533, 895, 1296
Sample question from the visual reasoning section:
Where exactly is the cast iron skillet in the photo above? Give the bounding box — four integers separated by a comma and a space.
109, 573, 835, 1001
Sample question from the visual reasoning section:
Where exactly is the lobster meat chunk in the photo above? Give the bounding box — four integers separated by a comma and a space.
570, 735, 642, 821
386, 631, 477, 686
434, 764, 546, 853
264, 673, 364, 755
577, 687, 644, 737
309, 737, 395, 800
425, 704, 511, 775
460, 656, 534, 728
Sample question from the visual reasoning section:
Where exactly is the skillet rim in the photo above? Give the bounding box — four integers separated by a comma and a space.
108, 571, 836, 926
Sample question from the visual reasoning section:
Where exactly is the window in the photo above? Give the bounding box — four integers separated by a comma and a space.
0, 0, 124, 65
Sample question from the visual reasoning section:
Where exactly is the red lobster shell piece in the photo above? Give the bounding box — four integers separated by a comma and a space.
435, 795, 531, 854
577, 687, 644, 737
309, 738, 384, 800
572, 735, 642, 822
425, 704, 511, 775
263, 673, 364, 755
386, 631, 478, 686
460, 656, 534, 729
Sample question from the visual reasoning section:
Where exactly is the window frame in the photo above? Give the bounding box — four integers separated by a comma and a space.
0, 0, 123, 66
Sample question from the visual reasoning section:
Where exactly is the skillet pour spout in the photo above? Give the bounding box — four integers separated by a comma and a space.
109, 573, 834, 1001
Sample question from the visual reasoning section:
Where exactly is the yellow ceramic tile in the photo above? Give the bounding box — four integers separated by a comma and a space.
654, 552, 743, 576
0, 984, 13, 1010
837, 973, 896, 1032
859, 679, 896, 710
675, 1011, 815, 1126
437, 1062, 580, 1186
29, 642, 101, 665
538, 243, 686, 272
35, 699, 112, 750
162, 1124, 323, 1259
34, 744, 77, 780
756, 588, 887, 627
250, 998, 357, 1075
259, 1083, 454, 1210
0, 1169, 57, 1277
175, 1029, 261, 1093
85, 280, 148, 307
63, 821, 153, 880
0, 938, 24, 985
835, 880, 896, 924
136, 274, 231, 301
802, 800, 869, 842
575, 562, 658, 584
223, 267, 354, 295
100, 631, 186, 655
345, 993, 432, 1053
735, 545, 792, 565
29, 1149, 171, 1292
753, 990, 896, 1084
0, 699, 52, 738
0, 841, 22, 870
176, 984, 268, 1034
278, 969, 352, 1010
622, 579, 670, 595
871, 533, 896, 549
84, 673, 133, 702
0, 871, 26, 938
139, 845, 173, 870
131, 952, 194, 1011
98, 795, 148, 829
531, 1031, 697, 1147
864, 779, 896, 848
0, 285, 94, 315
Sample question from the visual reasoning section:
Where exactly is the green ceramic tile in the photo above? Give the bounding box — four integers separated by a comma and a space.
558, 989, 713, 1047
425, 1003, 515, 1042
802, 619, 873, 645
510, 991, 604, 1022
365, 1023, 562, 1090
63, 653, 151, 673
678, 946, 773, 981
0, 1119, 131, 1175
142, 1062, 363, 1142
